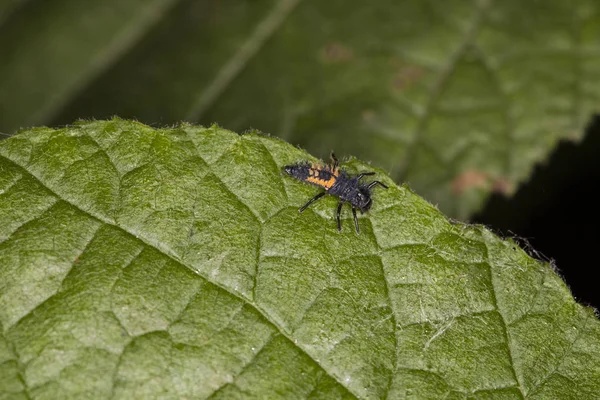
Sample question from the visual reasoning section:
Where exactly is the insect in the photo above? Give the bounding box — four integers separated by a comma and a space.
284, 153, 388, 233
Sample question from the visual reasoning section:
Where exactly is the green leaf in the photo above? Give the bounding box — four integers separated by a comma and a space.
0, 0, 178, 131
0, 0, 19, 25
1, 119, 599, 399
1, 0, 597, 218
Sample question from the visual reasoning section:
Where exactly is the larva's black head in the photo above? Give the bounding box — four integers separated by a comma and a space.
354, 186, 373, 213
352, 179, 389, 212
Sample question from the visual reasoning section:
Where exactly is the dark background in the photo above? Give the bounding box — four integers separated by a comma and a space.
475, 115, 600, 311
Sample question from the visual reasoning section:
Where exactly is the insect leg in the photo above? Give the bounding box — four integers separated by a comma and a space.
357, 172, 376, 180
330, 152, 339, 169
336, 202, 343, 231
352, 207, 359, 233
299, 191, 326, 212
367, 181, 389, 190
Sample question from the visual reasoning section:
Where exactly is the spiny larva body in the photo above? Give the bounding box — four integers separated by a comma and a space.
284, 153, 388, 233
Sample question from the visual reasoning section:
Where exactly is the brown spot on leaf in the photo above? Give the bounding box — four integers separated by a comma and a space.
492, 177, 514, 195
362, 109, 376, 121
452, 170, 515, 196
320, 42, 354, 63
392, 65, 424, 90
451, 170, 488, 195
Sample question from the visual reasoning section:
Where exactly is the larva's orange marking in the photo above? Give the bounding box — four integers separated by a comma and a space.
301, 163, 340, 190
306, 175, 337, 189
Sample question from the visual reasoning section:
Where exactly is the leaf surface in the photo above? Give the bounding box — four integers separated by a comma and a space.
1, 120, 599, 399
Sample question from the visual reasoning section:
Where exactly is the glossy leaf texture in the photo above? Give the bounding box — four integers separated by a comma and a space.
1, 120, 599, 399
2, 1, 600, 218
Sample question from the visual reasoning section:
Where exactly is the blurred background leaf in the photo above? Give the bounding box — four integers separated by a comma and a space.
1, 0, 599, 219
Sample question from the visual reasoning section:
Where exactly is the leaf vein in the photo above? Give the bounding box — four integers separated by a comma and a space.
527, 310, 593, 397
185, 0, 303, 121
484, 241, 526, 399
204, 333, 278, 400
397, 0, 492, 180
0, 149, 361, 398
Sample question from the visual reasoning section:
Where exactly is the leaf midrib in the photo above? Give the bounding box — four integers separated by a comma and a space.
397, 0, 493, 182
184, 0, 303, 121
